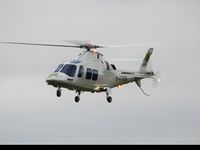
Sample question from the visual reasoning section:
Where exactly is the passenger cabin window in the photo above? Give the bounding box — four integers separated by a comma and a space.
60, 64, 77, 77
78, 65, 84, 78
86, 68, 92, 80
92, 69, 98, 81
54, 64, 64, 72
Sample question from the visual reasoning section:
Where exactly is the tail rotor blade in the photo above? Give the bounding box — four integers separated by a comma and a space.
151, 70, 161, 88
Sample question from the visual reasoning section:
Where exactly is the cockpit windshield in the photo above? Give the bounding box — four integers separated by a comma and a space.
54, 64, 64, 72
60, 64, 77, 77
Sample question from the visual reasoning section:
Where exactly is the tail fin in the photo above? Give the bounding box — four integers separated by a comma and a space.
136, 48, 154, 96
140, 48, 153, 72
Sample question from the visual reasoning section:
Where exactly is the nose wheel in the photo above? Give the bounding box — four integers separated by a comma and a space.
56, 88, 62, 97
75, 91, 81, 103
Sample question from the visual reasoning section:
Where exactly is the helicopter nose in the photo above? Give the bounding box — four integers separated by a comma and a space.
46, 76, 57, 85
46, 73, 62, 85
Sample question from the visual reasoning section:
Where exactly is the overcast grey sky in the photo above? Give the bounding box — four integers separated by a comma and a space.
0, 0, 200, 144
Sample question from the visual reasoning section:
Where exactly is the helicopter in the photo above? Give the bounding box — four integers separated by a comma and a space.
0, 41, 160, 103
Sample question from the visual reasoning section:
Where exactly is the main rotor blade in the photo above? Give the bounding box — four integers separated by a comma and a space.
65, 41, 163, 48
66, 40, 92, 46
109, 58, 142, 62
105, 42, 168, 48
0, 42, 81, 48
65, 40, 105, 49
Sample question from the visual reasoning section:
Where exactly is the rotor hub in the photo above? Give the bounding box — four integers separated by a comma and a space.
79, 44, 103, 51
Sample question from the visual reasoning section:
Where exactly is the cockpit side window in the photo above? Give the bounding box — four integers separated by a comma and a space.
60, 64, 77, 77
78, 65, 84, 78
54, 64, 64, 72
105, 61, 110, 70
111, 64, 117, 70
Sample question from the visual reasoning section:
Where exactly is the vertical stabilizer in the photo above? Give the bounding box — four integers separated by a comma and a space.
140, 48, 153, 72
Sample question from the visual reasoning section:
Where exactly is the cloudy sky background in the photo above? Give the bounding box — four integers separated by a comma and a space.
0, 0, 200, 144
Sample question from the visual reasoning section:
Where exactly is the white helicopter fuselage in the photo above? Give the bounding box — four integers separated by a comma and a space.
46, 51, 137, 93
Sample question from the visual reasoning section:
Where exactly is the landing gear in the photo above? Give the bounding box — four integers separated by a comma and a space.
56, 88, 62, 97
107, 96, 112, 103
75, 91, 81, 103
75, 96, 80, 103
106, 88, 112, 103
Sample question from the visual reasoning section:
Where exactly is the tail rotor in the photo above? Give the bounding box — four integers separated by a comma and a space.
135, 48, 161, 96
